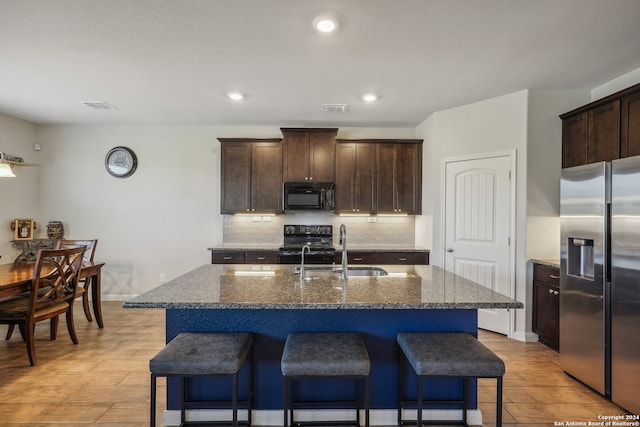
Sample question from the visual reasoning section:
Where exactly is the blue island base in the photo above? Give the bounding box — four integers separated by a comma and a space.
162, 308, 481, 426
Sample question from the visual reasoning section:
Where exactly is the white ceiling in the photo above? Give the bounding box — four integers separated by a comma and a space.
1, 0, 640, 127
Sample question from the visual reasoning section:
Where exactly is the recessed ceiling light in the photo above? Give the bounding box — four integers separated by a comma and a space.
313, 15, 339, 33
362, 94, 378, 102
81, 101, 117, 110
227, 92, 244, 101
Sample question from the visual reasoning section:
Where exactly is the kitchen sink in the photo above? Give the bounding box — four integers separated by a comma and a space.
296, 266, 389, 278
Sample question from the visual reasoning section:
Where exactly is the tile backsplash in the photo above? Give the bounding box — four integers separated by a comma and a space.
223, 213, 416, 246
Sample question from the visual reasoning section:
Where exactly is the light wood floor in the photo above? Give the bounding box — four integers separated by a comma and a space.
0, 301, 628, 426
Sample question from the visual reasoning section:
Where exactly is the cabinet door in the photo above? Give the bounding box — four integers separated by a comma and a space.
395, 143, 422, 214
587, 100, 620, 163
562, 112, 588, 168
532, 264, 560, 350
282, 131, 309, 181
251, 143, 283, 213
376, 143, 422, 214
621, 91, 640, 158
282, 129, 336, 182
376, 143, 396, 213
335, 143, 376, 213
533, 281, 559, 350
354, 143, 376, 213
221, 143, 251, 214
335, 143, 356, 212
309, 131, 336, 182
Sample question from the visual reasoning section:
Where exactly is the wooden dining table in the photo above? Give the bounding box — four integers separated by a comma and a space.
0, 261, 106, 328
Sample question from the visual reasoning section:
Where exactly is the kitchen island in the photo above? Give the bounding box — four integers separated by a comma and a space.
124, 264, 522, 426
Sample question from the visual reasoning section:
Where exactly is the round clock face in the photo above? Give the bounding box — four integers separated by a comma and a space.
105, 146, 137, 178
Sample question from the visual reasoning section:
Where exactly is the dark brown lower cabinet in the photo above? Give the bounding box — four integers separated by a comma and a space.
532, 263, 560, 351
336, 251, 429, 265
211, 250, 278, 264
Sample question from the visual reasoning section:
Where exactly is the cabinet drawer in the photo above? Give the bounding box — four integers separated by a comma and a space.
533, 263, 560, 287
335, 252, 380, 264
244, 250, 278, 264
212, 252, 245, 264
380, 251, 428, 265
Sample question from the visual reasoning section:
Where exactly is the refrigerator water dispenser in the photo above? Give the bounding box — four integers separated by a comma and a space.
568, 237, 594, 280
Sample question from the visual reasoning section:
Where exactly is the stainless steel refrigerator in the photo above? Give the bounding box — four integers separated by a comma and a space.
560, 157, 640, 414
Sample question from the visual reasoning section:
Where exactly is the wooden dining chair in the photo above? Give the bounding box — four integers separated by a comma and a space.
55, 239, 98, 322
5, 239, 99, 341
0, 246, 85, 366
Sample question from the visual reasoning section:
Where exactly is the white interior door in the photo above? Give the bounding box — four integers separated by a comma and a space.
443, 153, 514, 335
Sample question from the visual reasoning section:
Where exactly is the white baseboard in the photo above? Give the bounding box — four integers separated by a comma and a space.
511, 330, 539, 343
162, 408, 483, 426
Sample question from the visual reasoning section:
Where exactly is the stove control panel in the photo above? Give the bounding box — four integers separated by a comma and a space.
284, 225, 333, 237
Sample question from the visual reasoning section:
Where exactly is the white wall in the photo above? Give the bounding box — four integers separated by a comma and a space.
32, 124, 414, 299
416, 90, 530, 338
525, 89, 590, 260
0, 113, 39, 262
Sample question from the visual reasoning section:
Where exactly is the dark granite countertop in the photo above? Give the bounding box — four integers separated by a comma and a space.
337, 245, 429, 253
208, 243, 282, 252
123, 264, 522, 310
207, 244, 429, 253
530, 258, 560, 268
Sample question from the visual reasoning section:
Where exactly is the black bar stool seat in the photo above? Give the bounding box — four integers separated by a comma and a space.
397, 332, 505, 427
281, 332, 370, 427
150, 332, 253, 427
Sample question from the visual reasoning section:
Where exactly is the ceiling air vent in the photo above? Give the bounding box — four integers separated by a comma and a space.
81, 101, 118, 110
322, 104, 348, 113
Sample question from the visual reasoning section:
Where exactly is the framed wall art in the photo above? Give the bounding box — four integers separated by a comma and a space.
12, 218, 35, 240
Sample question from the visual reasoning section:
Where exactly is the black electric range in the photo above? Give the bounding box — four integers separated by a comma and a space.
278, 225, 335, 264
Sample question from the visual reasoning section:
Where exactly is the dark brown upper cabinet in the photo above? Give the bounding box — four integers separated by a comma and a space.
281, 128, 337, 182
561, 111, 588, 168
587, 100, 620, 163
336, 139, 423, 215
621, 90, 640, 158
376, 141, 422, 215
561, 82, 640, 168
219, 138, 283, 214
335, 142, 377, 214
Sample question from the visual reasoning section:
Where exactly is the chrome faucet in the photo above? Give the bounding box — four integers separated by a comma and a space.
299, 244, 311, 286
339, 224, 348, 281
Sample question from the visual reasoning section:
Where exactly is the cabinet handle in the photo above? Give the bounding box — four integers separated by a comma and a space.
353, 257, 363, 261
549, 289, 554, 294
554, 291, 559, 296
398, 257, 407, 261
550, 275, 560, 279
223, 256, 233, 260
257, 256, 266, 260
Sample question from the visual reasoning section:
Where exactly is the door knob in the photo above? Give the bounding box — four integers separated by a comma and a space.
446, 248, 454, 253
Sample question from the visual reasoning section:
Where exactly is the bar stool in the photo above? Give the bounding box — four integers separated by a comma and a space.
149, 332, 253, 427
397, 332, 505, 427
281, 332, 370, 427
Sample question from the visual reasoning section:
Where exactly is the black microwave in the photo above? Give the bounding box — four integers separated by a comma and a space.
283, 182, 335, 211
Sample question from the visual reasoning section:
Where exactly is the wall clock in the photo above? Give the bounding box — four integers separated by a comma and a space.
105, 146, 137, 178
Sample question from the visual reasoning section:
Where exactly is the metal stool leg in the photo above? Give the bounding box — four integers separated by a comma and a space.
283, 376, 289, 427
417, 375, 424, 427
496, 376, 503, 427
150, 374, 156, 427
